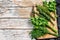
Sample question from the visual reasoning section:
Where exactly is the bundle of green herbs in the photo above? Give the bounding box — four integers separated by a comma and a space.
30, 16, 58, 39
30, 0, 58, 40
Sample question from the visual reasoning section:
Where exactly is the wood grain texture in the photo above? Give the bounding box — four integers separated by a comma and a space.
0, 30, 32, 40
15, 7, 32, 18
13, 0, 43, 7
0, 19, 33, 29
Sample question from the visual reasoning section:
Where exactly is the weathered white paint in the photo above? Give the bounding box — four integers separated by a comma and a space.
0, 30, 32, 40
0, 0, 42, 40
0, 19, 33, 29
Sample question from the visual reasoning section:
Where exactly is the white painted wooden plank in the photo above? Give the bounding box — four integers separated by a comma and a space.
0, 0, 43, 18
0, 7, 32, 18
0, 19, 33, 29
0, 30, 32, 40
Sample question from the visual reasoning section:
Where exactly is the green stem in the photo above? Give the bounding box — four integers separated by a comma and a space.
48, 32, 58, 37
35, 12, 54, 26
46, 25, 57, 33
36, 5, 55, 21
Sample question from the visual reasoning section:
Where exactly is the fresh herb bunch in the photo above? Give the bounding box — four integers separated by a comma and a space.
30, 16, 58, 39
30, 0, 58, 40
36, 5, 55, 21
36, 5, 57, 33
36, 5, 55, 25
31, 16, 48, 29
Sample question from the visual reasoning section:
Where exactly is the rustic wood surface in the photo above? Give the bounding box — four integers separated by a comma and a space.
0, 0, 58, 40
